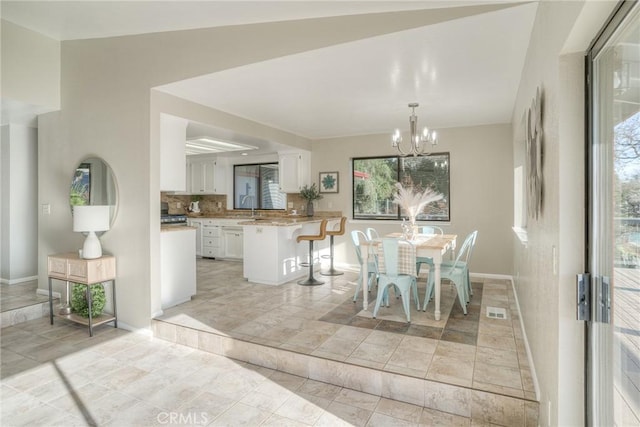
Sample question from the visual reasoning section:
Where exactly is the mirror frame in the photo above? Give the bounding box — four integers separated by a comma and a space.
69, 157, 119, 230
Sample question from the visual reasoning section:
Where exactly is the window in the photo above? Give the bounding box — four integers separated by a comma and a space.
234, 163, 285, 210
352, 153, 450, 221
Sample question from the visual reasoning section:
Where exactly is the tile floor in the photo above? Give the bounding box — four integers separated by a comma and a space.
157, 260, 536, 401
3, 317, 491, 426
153, 259, 538, 425
1, 281, 55, 329
0, 259, 539, 426
0, 281, 49, 312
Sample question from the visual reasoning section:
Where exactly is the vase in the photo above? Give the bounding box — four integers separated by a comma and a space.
306, 201, 314, 217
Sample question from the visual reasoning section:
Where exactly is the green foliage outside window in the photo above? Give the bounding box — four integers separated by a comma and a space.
353, 153, 450, 221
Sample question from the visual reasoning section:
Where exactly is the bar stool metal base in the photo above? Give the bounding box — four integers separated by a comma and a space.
320, 268, 344, 276
297, 276, 324, 286
298, 239, 324, 286
320, 235, 343, 276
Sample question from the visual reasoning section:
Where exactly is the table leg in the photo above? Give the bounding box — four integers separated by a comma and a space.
86, 285, 93, 337
362, 246, 369, 310
48, 278, 54, 325
434, 262, 442, 321
112, 280, 117, 329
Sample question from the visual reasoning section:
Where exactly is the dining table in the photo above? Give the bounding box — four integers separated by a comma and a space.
361, 232, 457, 321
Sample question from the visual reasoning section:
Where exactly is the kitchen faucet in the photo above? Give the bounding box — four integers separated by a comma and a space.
241, 194, 255, 217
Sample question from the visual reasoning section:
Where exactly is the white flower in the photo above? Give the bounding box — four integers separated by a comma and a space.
392, 182, 443, 225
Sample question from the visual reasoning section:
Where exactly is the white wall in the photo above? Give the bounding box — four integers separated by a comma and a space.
312, 123, 513, 275
1, 20, 60, 112
1, 124, 38, 283
511, 1, 617, 425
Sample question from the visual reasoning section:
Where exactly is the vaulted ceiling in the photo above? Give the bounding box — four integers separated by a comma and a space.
2, 1, 539, 148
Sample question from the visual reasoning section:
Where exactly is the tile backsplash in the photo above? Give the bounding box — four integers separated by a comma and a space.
161, 193, 227, 215
160, 192, 337, 217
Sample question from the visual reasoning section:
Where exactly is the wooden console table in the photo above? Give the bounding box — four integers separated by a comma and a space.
47, 252, 117, 336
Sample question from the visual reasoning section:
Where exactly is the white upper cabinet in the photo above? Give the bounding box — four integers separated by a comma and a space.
159, 114, 188, 192
188, 156, 227, 194
278, 151, 310, 193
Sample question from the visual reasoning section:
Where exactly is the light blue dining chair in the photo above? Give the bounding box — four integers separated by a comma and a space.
415, 226, 445, 277
420, 225, 444, 235
366, 227, 380, 240
373, 238, 420, 323
350, 230, 379, 303
422, 230, 478, 314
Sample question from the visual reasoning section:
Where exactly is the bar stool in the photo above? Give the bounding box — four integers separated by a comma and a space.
321, 216, 347, 276
297, 219, 328, 286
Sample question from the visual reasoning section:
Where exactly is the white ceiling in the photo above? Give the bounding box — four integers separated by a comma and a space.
2, 1, 539, 151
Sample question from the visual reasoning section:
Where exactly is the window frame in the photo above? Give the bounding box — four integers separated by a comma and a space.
233, 162, 285, 211
351, 153, 451, 222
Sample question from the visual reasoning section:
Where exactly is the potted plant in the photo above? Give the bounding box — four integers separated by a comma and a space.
300, 183, 323, 217
70, 283, 106, 317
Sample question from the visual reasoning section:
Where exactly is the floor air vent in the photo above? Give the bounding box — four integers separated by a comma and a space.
486, 307, 507, 319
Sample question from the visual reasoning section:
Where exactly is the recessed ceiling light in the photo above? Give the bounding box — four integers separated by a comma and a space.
185, 136, 258, 155
241, 152, 248, 156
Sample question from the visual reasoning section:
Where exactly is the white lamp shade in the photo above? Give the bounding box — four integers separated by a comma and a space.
73, 205, 110, 232
73, 206, 110, 259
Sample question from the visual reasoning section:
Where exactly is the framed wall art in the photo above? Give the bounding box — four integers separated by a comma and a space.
319, 172, 339, 193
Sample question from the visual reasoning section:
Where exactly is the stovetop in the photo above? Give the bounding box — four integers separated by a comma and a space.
161, 214, 187, 224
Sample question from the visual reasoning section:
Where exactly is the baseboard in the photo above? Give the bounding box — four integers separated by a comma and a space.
509, 276, 541, 402
0, 275, 38, 285
470, 272, 513, 281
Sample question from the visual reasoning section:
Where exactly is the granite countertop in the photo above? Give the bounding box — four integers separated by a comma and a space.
237, 216, 339, 226
182, 211, 342, 227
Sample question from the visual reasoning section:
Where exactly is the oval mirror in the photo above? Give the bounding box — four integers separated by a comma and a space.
69, 157, 118, 229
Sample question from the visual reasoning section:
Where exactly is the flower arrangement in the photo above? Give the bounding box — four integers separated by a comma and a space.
299, 183, 323, 201
300, 184, 322, 217
392, 182, 443, 227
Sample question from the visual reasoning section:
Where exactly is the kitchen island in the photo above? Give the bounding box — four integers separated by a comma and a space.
240, 217, 340, 285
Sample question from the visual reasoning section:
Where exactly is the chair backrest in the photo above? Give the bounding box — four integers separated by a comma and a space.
421, 226, 444, 235
327, 216, 347, 236
448, 230, 478, 271
366, 227, 380, 240
296, 219, 328, 243
350, 230, 369, 266
464, 230, 479, 264
377, 238, 416, 277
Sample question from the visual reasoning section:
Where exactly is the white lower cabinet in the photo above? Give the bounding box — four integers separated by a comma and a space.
222, 227, 243, 259
189, 219, 243, 260
202, 225, 222, 258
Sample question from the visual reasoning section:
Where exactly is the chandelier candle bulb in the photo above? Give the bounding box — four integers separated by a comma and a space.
391, 102, 438, 156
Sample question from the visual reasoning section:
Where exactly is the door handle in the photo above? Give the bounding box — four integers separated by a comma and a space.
576, 273, 590, 321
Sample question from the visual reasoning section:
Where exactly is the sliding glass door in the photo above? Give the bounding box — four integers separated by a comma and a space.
587, 2, 639, 425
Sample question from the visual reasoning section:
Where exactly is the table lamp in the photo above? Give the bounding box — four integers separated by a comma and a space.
73, 205, 110, 259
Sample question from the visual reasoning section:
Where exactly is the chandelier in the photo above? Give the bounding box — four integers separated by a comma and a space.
391, 103, 438, 157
